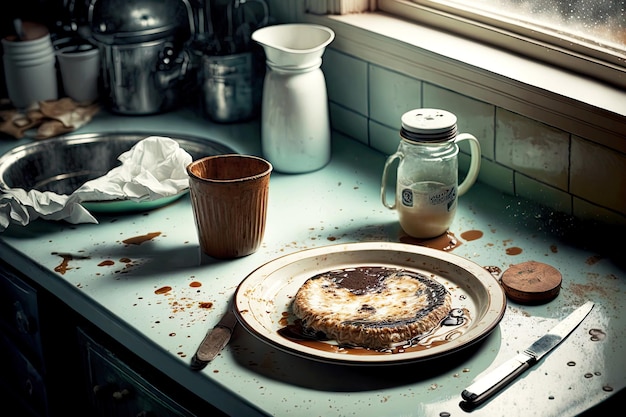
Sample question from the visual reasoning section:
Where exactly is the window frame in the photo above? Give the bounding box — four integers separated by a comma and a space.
377, 0, 625, 89
279, 0, 625, 153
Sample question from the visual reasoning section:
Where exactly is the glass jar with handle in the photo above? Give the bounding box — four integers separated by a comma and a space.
381, 108, 481, 238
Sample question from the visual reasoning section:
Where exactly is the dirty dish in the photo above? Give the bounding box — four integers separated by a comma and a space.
234, 241, 507, 365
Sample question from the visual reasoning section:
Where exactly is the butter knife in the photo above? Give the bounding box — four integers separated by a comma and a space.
462, 301, 594, 404
190, 309, 238, 370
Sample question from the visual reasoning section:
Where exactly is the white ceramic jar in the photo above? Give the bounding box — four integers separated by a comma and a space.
252, 24, 335, 174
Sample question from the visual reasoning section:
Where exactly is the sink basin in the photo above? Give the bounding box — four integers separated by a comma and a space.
0, 132, 236, 212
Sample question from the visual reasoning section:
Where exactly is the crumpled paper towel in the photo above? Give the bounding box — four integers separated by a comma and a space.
0, 136, 193, 232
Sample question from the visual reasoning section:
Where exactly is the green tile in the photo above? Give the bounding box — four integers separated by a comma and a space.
369, 65, 422, 128
323, 49, 368, 115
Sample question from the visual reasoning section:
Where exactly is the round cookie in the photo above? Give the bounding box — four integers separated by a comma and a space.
500, 261, 562, 304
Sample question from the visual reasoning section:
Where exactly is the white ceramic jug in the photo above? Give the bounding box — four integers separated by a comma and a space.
252, 24, 335, 173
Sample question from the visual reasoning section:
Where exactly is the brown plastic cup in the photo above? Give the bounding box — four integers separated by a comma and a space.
187, 154, 272, 259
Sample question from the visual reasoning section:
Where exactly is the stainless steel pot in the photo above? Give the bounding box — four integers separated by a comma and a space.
88, 0, 195, 115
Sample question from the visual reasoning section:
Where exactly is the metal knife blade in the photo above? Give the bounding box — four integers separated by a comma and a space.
190, 309, 238, 371
461, 301, 594, 404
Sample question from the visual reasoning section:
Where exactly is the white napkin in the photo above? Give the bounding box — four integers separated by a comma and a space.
0, 188, 96, 230
0, 136, 193, 232
69, 136, 193, 203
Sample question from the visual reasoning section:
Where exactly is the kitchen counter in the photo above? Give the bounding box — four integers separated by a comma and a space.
0, 108, 624, 416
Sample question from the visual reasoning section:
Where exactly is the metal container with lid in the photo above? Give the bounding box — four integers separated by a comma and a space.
88, 0, 195, 114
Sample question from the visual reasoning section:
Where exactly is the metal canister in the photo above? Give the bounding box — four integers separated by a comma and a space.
88, 0, 195, 114
201, 52, 256, 123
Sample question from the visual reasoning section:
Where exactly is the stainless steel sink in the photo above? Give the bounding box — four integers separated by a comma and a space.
0, 132, 235, 196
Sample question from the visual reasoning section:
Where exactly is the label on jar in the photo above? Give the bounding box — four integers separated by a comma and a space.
398, 181, 457, 238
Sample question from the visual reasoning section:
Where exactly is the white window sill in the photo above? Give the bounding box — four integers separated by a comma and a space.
299, 11, 626, 152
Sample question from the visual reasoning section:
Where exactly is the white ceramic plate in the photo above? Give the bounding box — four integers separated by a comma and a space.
234, 242, 506, 365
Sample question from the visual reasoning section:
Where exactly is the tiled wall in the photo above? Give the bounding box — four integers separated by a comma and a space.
322, 48, 626, 226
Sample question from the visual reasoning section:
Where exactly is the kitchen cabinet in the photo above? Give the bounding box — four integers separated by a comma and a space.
77, 328, 220, 417
0, 260, 85, 416
0, 261, 223, 417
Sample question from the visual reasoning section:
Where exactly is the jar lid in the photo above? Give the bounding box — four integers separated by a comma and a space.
400, 108, 457, 142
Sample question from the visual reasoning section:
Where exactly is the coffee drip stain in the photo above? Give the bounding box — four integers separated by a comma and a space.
155, 286, 172, 295
505, 246, 523, 255
123, 231, 162, 245
400, 231, 461, 251
460, 230, 483, 241
52, 252, 90, 275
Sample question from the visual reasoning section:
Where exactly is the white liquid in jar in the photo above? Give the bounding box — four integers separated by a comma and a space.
396, 181, 457, 238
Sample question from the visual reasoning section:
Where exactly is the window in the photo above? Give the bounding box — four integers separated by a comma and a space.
377, 0, 626, 88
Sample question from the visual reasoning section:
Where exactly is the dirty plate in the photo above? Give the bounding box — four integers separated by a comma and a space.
234, 241, 506, 365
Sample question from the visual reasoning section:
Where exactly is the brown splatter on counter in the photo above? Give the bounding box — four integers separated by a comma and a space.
585, 255, 603, 265
122, 231, 162, 245
569, 282, 610, 299
460, 230, 483, 241
53, 252, 91, 275
505, 246, 523, 255
155, 286, 172, 295
400, 231, 461, 251
98, 260, 115, 267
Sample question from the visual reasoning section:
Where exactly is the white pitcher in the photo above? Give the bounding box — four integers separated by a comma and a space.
252, 24, 335, 173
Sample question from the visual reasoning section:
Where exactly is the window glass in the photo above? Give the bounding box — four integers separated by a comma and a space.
435, 0, 625, 52
378, 0, 625, 87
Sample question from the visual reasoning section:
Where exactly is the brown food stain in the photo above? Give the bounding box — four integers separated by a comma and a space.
155, 286, 172, 295
460, 230, 483, 241
199, 302, 213, 309
505, 247, 523, 255
586, 255, 602, 265
569, 282, 610, 298
53, 252, 90, 275
190, 281, 202, 287
98, 260, 115, 267
123, 231, 161, 245
400, 231, 461, 251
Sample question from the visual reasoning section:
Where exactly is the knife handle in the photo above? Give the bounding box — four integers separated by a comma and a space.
462, 352, 533, 404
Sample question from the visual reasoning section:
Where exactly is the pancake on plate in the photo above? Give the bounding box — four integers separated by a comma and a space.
292, 266, 452, 350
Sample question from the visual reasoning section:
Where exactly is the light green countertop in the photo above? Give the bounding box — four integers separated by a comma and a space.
0, 108, 624, 416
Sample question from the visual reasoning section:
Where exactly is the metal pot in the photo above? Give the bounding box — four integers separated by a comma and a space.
88, 0, 195, 114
